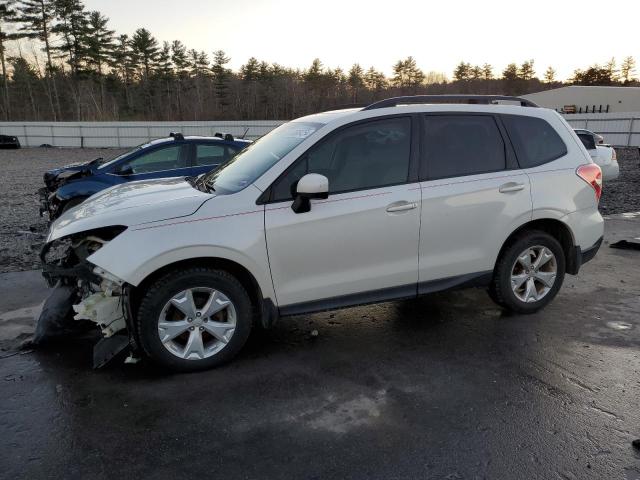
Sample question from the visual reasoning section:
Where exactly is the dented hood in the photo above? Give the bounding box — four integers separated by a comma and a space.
43, 158, 102, 189
47, 177, 213, 241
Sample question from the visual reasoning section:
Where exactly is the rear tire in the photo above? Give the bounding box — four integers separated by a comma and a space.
489, 231, 565, 314
136, 267, 253, 372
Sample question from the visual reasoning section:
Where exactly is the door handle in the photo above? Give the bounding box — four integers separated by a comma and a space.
386, 201, 417, 212
498, 182, 525, 193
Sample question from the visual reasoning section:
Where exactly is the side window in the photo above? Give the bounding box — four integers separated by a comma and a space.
271, 117, 411, 201
502, 115, 568, 168
577, 133, 596, 150
195, 144, 239, 167
423, 115, 506, 180
120, 145, 187, 174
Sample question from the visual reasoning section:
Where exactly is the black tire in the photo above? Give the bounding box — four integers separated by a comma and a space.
489, 230, 565, 314
136, 267, 253, 372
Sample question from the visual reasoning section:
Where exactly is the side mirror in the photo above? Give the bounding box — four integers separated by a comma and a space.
291, 173, 329, 214
116, 165, 134, 176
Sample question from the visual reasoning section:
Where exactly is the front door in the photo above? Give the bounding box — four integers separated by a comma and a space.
264, 116, 421, 311
110, 143, 192, 181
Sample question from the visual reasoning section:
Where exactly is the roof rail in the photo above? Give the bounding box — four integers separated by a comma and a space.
362, 95, 539, 110
169, 132, 184, 140
215, 131, 235, 141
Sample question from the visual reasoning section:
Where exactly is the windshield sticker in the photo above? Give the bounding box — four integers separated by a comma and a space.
288, 128, 316, 139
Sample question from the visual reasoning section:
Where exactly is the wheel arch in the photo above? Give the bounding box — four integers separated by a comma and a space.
496, 218, 578, 275
129, 256, 277, 329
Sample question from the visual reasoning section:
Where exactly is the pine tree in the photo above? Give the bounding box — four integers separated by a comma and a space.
16, 0, 56, 71
482, 63, 493, 80
470, 65, 483, 80
519, 60, 535, 80
453, 61, 471, 81
240, 56, 259, 81
364, 66, 386, 91
188, 48, 208, 76
51, 0, 88, 74
110, 34, 134, 110
543, 66, 556, 83
502, 63, 519, 81
347, 63, 364, 102
130, 27, 158, 79
392, 56, 424, 90
170, 40, 188, 76
84, 11, 114, 75
156, 41, 172, 76
211, 49, 230, 109
620, 56, 636, 83
304, 58, 323, 83
604, 57, 617, 83
111, 34, 133, 80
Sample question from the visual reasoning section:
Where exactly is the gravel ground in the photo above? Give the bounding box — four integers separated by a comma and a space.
0, 147, 127, 273
599, 147, 640, 215
0, 146, 638, 274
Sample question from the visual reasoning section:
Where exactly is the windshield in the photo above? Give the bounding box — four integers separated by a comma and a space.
97, 144, 147, 169
201, 122, 322, 194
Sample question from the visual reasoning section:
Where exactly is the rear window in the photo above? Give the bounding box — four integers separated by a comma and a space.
423, 115, 506, 180
576, 132, 596, 150
502, 115, 567, 168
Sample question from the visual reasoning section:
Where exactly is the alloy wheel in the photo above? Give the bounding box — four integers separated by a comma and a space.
510, 245, 557, 303
158, 287, 237, 360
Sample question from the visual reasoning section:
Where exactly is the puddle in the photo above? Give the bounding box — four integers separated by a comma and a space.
606, 321, 633, 331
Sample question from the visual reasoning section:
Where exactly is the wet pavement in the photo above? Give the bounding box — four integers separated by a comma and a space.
1, 216, 640, 479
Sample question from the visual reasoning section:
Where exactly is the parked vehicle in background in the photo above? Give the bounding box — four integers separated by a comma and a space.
39, 132, 251, 219
574, 129, 619, 181
41, 95, 604, 372
0, 134, 20, 149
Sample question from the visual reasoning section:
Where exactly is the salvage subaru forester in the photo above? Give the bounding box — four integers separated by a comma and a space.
42, 95, 604, 371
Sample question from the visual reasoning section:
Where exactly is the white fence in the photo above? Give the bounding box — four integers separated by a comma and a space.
1, 113, 639, 148
0, 120, 287, 148
563, 112, 640, 147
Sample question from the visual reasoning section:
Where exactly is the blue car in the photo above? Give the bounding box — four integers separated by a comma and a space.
39, 132, 251, 219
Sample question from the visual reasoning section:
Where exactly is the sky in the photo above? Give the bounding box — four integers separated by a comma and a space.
82, 0, 639, 81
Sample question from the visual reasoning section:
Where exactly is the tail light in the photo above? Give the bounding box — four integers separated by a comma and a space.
577, 164, 602, 201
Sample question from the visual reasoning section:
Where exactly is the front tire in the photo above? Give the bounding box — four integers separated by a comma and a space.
489, 231, 565, 314
136, 267, 253, 371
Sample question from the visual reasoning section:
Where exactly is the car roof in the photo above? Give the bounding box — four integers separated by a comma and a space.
294, 103, 559, 130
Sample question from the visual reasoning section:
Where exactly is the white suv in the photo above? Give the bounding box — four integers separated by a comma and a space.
42, 95, 604, 371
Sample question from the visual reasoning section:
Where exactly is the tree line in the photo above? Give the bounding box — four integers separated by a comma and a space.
0, 0, 638, 122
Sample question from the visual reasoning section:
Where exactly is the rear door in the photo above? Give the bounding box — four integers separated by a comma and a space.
418, 114, 532, 290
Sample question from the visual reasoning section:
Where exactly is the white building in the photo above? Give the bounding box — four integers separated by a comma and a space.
523, 86, 640, 114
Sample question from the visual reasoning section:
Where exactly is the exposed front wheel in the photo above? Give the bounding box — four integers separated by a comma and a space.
136, 268, 253, 371
489, 231, 565, 314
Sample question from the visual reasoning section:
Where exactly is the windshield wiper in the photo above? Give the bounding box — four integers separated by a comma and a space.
188, 174, 215, 193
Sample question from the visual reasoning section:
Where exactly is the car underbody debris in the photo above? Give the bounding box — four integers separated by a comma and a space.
92, 335, 130, 368
33, 284, 81, 345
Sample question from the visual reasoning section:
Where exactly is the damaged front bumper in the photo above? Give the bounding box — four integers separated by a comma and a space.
38, 227, 137, 367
